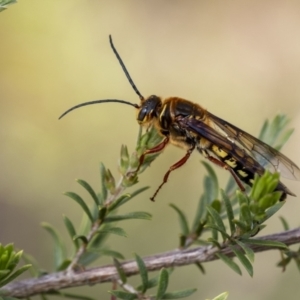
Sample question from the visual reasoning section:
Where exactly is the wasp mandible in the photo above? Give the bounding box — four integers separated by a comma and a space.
59, 35, 300, 201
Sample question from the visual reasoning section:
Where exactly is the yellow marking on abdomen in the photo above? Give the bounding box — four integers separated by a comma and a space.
225, 158, 237, 168
237, 170, 249, 178
212, 145, 228, 158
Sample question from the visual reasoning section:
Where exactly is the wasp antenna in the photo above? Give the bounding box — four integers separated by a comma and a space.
109, 35, 144, 101
59, 99, 139, 120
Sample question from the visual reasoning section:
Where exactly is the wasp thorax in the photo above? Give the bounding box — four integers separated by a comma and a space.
137, 95, 162, 124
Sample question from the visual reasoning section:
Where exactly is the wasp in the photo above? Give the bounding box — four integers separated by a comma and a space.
59, 35, 300, 201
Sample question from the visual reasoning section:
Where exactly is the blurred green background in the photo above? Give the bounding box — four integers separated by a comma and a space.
1, 0, 300, 299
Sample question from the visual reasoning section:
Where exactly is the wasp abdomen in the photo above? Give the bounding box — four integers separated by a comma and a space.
210, 144, 289, 200
211, 144, 255, 186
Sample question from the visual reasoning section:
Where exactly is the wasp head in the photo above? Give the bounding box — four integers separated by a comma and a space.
137, 95, 162, 125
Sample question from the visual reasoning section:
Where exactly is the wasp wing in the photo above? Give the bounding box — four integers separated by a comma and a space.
179, 117, 265, 174
203, 112, 300, 180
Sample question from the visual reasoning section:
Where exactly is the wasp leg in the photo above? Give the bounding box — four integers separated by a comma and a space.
205, 154, 246, 192
150, 144, 196, 201
134, 136, 170, 174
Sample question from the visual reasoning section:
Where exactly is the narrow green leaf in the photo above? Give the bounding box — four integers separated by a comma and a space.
129, 186, 150, 198
207, 238, 221, 249
258, 119, 269, 141
137, 269, 173, 290
258, 192, 281, 210
109, 290, 138, 300
104, 168, 116, 193
277, 256, 292, 268
0, 269, 10, 282
77, 179, 99, 206
204, 224, 230, 240
90, 249, 124, 260
73, 235, 89, 245
156, 268, 169, 300
63, 215, 79, 249
0, 270, 8, 280
211, 291, 229, 300
239, 203, 252, 228
135, 253, 148, 293
87, 224, 112, 250
97, 193, 104, 206
108, 194, 131, 212
96, 227, 127, 237
119, 144, 130, 175
204, 223, 230, 239
195, 262, 206, 274
216, 253, 242, 275
137, 275, 159, 291
20, 252, 41, 277
241, 238, 288, 250
258, 201, 285, 223
276, 128, 293, 150
78, 252, 101, 266
57, 259, 71, 271
229, 245, 253, 277
0, 254, 9, 271
225, 176, 236, 195
78, 208, 93, 236
8, 250, 22, 271
279, 216, 290, 231
114, 258, 127, 284
91, 201, 99, 222
232, 219, 249, 233
0, 256, 11, 273
104, 212, 152, 222
236, 190, 249, 206
98, 206, 107, 221
0, 0, 16, 13
203, 176, 216, 205
201, 161, 219, 194
179, 235, 186, 248
192, 194, 206, 232
235, 240, 255, 263
194, 220, 206, 238
99, 162, 108, 201
221, 190, 235, 235
206, 206, 227, 241
41, 222, 66, 270
266, 176, 280, 194
211, 199, 222, 213
169, 204, 189, 236
0, 264, 31, 288
211, 225, 218, 242
162, 288, 197, 299
3, 244, 13, 253
64, 192, 94, 223
258, 114, 290, 147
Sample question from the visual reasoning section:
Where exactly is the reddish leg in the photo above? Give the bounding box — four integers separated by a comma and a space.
150, 144, 196, 201
134, 136, 170, 174
205, 154, 246, 192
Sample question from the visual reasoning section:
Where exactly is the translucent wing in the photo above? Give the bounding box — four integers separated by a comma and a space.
179, 117, 265, 174
179, 116, 296, 197
205, 112, 300, 180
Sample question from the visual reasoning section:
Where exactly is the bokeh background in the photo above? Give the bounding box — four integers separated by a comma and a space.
1, 1, 300, 299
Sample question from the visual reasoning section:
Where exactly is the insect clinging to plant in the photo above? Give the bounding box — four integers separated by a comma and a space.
59, 35, 300, 201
